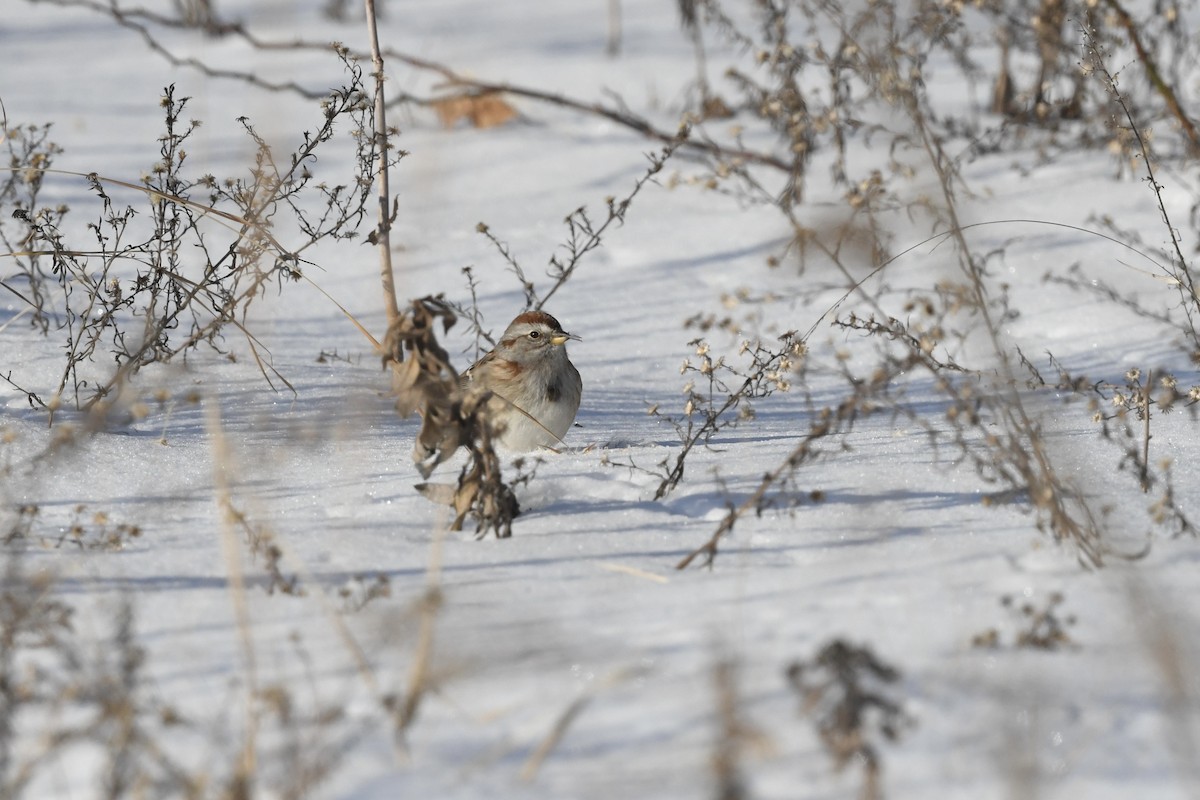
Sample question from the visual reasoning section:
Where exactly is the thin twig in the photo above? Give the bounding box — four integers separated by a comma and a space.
30, 0, 788, 174
397, 56, 787, 173
1083, 32, 1200, 330
1141, 367, 1152, 492
364, 0, 400, 326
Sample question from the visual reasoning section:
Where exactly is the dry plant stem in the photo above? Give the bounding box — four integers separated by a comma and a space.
1100, 0, 1200, 156
396, 525, 445, 740
209, 489, 386, 690
606, 0, 621, 56
206, 398, 260, 793
712, 658, 748, 800
652, 333, 804, 503
1085, 36, 1200, 329
520, 664, 644, 783
905, 82, 1108, 567
275, 546, 385, 697
476, 136, 683, 313
183, 432, 411, 760
519, 695, 592, 783
672, 424, 792, 568
540, 137, 682, 310
675, 372, 873, 570
10, 167, 288, 252
364, 0, 400, 326
677, 483, 763, 570
1141, 367, 1152, 492
3, 69, 367, 408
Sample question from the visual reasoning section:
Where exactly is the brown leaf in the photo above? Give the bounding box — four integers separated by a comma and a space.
391, 355, 423, 415
432, 91, 518, 129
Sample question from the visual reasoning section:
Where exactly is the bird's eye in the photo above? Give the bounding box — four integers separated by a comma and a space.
528, 330, 541, 339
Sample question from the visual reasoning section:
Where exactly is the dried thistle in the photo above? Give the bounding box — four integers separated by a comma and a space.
786, 639, 912, 800
972, 592, 1077, 651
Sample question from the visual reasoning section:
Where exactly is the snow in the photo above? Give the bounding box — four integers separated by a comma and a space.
3, 1, 1200, 798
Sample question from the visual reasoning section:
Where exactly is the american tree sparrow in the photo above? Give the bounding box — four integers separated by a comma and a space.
461, 310, 582, 451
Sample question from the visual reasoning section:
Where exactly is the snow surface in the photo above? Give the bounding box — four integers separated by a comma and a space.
3, 1, 1200, 798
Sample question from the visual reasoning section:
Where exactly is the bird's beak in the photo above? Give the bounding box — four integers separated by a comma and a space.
551, 331, 581, 346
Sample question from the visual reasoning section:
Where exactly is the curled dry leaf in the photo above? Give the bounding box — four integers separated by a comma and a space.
383, 296, 460, 471
384, 296, 520, 537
